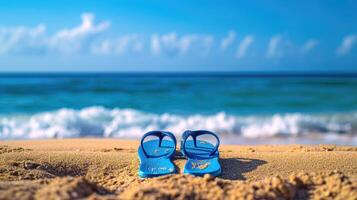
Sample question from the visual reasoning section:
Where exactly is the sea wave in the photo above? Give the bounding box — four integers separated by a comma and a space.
0, 106, 356, 141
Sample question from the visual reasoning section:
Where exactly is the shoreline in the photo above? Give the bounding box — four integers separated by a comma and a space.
2, 135, 357, 146
1, 139, 356, 199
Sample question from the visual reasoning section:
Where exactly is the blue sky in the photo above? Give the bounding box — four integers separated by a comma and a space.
0, 0, 356, 72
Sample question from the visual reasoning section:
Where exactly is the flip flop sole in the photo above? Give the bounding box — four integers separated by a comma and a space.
183, 157, 221, 176
182, 140, 221, 176
139, 157, 176, 178
138, 139, 176, 178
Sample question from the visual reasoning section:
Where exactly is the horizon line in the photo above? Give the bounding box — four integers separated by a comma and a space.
1, 70, 357, 77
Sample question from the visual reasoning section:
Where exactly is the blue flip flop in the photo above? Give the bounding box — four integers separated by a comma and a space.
138, 131, 177, 178
181, 130, 221, 176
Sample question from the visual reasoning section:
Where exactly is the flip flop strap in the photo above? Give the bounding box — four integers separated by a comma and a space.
140, 131, 177, 158
181, 130, 220, 159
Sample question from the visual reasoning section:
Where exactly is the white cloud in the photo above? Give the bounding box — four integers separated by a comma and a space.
92, 34, 143, 55
0, 24, 47, 54
3, 13, 342, 60
150, 32, 213, 56
336, 34, 357, 56
92, 40, 111, 55
220, 31, 235, 51
236, 35, 254, 59
0, 16, 212, 57
0, 13, 110, 55
49, 13, 110, 54
267, 35, 282, 58
301, 39, 318, 54
150, 34, 161, 55
202, 35, 214, 55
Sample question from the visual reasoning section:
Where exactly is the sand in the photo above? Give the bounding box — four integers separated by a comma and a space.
0, 139, 356, 200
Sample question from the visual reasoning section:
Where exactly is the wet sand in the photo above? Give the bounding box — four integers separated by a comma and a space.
0, 139, 356, 199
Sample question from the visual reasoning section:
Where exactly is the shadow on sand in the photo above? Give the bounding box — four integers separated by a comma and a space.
219, 157, 267, 180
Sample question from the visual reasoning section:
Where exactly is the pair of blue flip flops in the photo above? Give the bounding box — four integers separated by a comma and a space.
138, 130, 221, 178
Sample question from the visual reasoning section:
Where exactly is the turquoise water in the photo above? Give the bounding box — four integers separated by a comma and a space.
1, 73, 357, 144
2, 73, 357, 115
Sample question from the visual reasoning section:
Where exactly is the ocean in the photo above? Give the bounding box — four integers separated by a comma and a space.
1, 72, 357, 145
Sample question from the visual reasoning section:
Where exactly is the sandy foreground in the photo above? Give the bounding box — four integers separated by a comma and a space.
0, 139, 356, 200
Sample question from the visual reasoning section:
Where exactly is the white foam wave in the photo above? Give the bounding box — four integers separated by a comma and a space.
0, 106, 356, 140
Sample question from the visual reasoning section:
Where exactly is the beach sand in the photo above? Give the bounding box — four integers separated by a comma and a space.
0, 139, 356, 199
